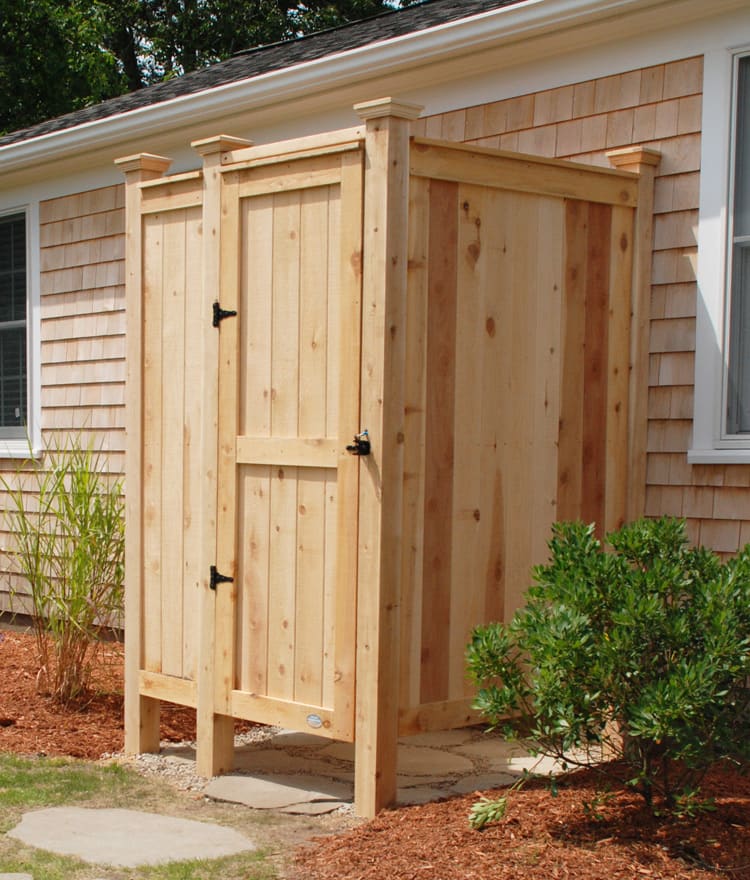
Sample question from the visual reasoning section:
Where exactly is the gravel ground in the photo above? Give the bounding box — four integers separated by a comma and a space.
106, 727, 281, 792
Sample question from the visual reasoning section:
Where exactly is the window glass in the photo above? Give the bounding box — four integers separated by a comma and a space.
726, 56, 750, 434
734, 56, 750, 237
0, 213, 27, 437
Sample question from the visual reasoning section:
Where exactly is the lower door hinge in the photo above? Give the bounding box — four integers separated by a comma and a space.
209, 565, 234, 591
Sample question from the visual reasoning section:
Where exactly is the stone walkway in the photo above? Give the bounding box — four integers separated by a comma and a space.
3, 728, 564, 873
172, 726, 563, 814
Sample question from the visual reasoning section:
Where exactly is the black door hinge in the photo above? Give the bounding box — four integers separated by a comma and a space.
212, 301, 237, 327
209, 565, 234, 591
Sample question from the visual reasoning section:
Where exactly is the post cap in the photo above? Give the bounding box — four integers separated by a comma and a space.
114, 153, 172, 175
354, 97, 424, 122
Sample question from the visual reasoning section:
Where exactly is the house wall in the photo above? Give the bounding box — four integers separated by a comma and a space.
2, 50, 748, 614
0, 185, 126, 613
412, 55, 749, 558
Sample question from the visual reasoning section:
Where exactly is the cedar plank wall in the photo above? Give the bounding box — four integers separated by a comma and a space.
414, 56, 749, 557
0, 185, 126, 612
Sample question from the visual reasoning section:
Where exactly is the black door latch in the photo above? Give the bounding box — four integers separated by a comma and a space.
346, 430, 371, 456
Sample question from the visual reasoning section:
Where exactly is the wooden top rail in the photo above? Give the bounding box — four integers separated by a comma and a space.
138, 169, 203, 190
410, 137, 639, 207
218, 126, 365, 171
138, 173, 204, 214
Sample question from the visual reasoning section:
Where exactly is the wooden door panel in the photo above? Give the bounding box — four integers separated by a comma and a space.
217, 149, 363, 741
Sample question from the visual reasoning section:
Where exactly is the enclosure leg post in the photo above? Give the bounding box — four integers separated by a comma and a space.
196, 712, 234, 777
124, 694, 160, 755
352, 97, 423, 818
196, 577, 235, 776
606, 146, 661, 523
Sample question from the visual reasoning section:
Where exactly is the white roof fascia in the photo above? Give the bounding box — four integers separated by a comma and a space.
0, 0, 740, 175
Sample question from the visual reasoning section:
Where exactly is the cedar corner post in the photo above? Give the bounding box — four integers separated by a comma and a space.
353, 97, 423, 818
115, 152, 173, 756
191, 135, 252, 778
606, 147, 661, 523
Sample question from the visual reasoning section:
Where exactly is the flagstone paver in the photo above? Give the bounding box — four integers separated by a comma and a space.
396, 745, 474, 776
450, 772, 518, 794
8, 807, 255, 868
205, 773, 351, 812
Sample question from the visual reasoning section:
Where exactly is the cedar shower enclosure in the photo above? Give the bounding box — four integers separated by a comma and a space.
118, 98, 658, 817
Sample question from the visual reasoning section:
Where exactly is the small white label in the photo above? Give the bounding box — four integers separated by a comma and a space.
306, 713, 323, 729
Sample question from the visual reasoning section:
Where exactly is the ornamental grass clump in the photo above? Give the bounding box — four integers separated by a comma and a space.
2, 437, 124, 705
467, 517, 750, 817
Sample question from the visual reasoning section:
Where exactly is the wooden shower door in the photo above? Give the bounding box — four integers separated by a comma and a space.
214, 146, 364, 741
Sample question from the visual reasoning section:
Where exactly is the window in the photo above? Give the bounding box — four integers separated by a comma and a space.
0, 212, 27, 440
691, 45, 750, 463
725, 54, 750, 436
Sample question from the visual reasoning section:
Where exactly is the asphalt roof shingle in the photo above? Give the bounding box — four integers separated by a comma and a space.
0, 0, 521, 147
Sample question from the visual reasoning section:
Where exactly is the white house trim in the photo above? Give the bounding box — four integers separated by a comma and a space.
689, 43, 750, 464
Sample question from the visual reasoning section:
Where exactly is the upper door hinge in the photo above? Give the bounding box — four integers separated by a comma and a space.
212, 301, 237, 327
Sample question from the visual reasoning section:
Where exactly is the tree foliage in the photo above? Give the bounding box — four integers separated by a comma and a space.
467, 518, 750, 816
1, 0, 416, 134
0, 0, 124, 133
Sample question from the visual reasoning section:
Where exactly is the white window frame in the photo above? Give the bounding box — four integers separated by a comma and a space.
0, 203, 41, 459
690, 44, 750, 463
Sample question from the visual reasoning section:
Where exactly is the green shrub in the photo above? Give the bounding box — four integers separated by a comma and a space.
2, 436, 124, 704
467, 517, 750, 814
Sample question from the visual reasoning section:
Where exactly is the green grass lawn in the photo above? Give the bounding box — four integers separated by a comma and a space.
0, 753, 300, 880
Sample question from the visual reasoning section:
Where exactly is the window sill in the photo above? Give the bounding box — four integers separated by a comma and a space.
687, 448, 750, 464
0, 440, 41, 461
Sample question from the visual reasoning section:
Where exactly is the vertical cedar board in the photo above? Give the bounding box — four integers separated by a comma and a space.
159, 212, 188, 678
294, 187, 331, 708
399, 175, 429, 713
141, 214, 165, 674
266, 190, 302, 703
557, 201, 588, 521
581, 202, 612, 533
419, 179, 458, 705
448, 185, 490, 699
182, 208, 204, 680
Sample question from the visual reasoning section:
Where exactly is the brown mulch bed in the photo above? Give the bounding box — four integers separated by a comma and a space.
0, 629, 199, 757
296, 765, 750, 879
2, 628, 750, 879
